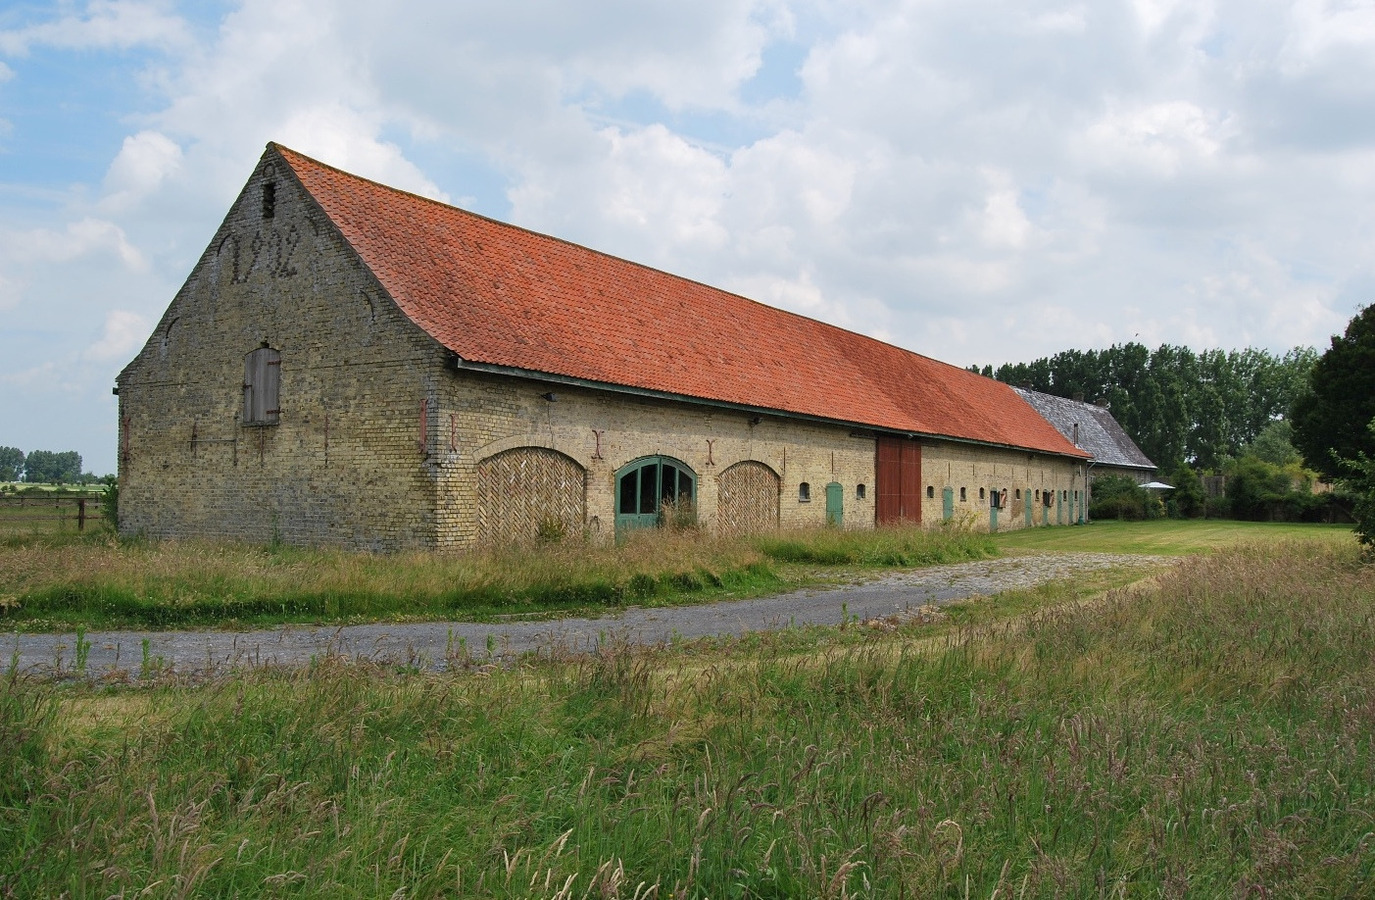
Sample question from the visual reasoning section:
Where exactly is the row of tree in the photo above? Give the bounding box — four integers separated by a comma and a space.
979, 304, 1374, 545
975, 345, 1318, 471
0, 448, 94, 484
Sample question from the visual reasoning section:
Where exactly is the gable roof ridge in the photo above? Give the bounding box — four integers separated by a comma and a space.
272, 142, 1089, 459
271, 142, 964, 370
265, 143, 449, 359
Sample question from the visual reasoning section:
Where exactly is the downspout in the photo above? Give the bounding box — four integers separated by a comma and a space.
1085, 460, 1097, 523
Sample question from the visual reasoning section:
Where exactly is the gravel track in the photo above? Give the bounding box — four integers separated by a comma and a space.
4, 552, 1176, 679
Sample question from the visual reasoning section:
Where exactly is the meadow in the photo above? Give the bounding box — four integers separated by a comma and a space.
0, 525, 999, 631
3, 531, 1371, 897
1, 516, 1353, 632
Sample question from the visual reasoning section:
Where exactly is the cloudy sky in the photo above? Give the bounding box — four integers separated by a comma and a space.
2, 0, 1373, 474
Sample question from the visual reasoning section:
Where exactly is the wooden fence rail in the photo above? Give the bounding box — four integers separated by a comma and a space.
0, 494, 106, 532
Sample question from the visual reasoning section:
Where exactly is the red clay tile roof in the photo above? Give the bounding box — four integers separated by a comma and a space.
275, 144, 1087, 459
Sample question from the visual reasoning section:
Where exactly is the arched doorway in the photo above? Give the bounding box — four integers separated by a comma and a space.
718, 460, 780, 535
476, 447, 586, 546
615, 456, 696, 536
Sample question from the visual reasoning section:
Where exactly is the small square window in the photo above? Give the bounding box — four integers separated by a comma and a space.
927, 485, 935, 499
979, 487, 986, 500
960, 487, 967, 502
856, 483, 866, 500
1015, 489, 1021, 500
799, 482, 811, 502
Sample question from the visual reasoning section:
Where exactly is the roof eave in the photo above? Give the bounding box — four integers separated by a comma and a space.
450, 357, 1091, 461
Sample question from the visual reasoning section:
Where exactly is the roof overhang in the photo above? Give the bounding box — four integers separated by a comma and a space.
449, 355, 1092, 462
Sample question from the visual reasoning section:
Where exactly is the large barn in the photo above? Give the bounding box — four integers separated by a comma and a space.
116, 144, 1098, 550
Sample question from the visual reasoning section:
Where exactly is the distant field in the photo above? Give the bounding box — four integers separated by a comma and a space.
994, 517, 1356, 555
4, 537, 1370, 896
0, 490, 105, 535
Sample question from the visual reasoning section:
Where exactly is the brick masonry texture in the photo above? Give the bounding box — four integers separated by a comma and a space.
118, 157, 446, 550
117, 148, 1084, 550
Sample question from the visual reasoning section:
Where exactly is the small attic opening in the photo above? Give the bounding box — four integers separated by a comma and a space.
262, 181, 276, 220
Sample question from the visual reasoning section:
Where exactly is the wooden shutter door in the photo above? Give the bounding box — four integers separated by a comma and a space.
877, 436, 922, 525
900, 441, 921, 522
263, 349, 281, 424
876, 436, 901, 524
243, 353, 256, 424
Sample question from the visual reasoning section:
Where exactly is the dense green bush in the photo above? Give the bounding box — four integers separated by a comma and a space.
1163, 462, 1206, 517
1089, 474, 1161, 520
1224, 455, 1327, 521
1338, 421, 1375, 549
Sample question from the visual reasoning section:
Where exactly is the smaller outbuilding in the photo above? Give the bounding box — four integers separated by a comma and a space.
1012, 387, 1158, 518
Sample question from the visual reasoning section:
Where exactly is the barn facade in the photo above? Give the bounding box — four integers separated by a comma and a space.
116, 145, 1093, 551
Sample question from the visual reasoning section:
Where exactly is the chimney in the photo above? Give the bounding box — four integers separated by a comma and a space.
1072, 422, 1080, 445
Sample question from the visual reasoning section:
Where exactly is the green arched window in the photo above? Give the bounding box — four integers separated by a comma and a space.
615, 456, 696, 534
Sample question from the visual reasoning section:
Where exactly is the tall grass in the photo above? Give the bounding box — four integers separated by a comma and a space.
0, 525, 996, 630
2, 540, 1372, 896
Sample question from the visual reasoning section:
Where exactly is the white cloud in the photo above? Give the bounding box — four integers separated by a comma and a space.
0, 271, 21, 312
977, 172, 1034, 250
101, 130, 183, 211
510, 123, 730, 267
85, 309, 150, 362
1027, 7, 1089, 34
1279, 0, 1375, 71
0, 0, 191, 56
4, 218, 147, 272
1084, 101, 1229, 176
5, 0, 1375, 471
1131, 0, 1194, 36
0, 360, 61, 389
275, 106, 450, 203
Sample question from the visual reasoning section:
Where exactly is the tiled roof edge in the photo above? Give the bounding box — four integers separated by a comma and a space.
458, 358, 1092, 459
271, 142, 1008, 389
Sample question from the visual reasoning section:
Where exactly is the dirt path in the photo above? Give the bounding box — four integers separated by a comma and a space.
4, 552, 1176, 679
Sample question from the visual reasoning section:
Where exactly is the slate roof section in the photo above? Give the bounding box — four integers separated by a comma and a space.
1012, 388, 1156, 472
275, 144, 1088, 460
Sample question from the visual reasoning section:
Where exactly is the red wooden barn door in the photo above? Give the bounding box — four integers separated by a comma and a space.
876, 436, 921, 525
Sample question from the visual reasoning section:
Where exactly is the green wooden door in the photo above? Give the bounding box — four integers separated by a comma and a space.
989, 497, 999, 533
942, 487, 954, 521
1024, 488, 1033, 527
615, 457, 696, 537
825, 482, 843, 527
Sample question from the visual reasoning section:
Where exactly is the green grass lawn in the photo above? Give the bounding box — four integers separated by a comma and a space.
994, 517, 1357, 555
4, 538, 1371, 896
0, 518, 1363, 631
0, 525, 1000, 631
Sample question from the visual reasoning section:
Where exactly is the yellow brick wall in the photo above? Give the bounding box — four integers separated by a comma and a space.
117, 154, 449, 550
432, 374, 879, 548
919, 443, 1087, 531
